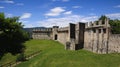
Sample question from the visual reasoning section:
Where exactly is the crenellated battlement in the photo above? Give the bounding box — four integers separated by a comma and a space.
85, 18, 110, 29
32, 28, 52, 33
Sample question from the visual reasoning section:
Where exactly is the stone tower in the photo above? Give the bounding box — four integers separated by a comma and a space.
84, 18, 110, 54
67, 23, 85, 50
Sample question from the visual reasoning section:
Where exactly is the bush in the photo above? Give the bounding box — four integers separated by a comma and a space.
16, 53, 26, 61
109, 19, 120, 34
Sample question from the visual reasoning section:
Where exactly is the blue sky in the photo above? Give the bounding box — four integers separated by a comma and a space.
0, 0, 120, 28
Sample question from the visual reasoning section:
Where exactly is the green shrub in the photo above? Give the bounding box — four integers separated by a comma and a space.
109, 19, 120, 34
16, 53, 26, 61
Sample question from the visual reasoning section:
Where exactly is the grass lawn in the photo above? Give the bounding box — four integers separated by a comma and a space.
0, 39, 120, 67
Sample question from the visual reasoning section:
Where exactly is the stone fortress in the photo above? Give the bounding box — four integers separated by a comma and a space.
32, 18, 120, 54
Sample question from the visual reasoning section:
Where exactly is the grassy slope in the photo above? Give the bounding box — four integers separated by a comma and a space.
0, 53, 18, 65
0, 40, 120, 67
15, 40, 120, 67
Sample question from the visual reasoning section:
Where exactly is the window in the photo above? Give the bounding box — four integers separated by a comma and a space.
103, 29, 106, 33
93, 29, 96, 33
99, 29, 101, 33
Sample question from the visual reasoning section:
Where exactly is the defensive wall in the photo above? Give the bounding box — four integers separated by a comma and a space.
32, 18, 120, 54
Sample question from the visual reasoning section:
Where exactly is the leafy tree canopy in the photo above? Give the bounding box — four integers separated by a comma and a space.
99, 15, 109, 20
109, 19, 120, 34
0, 13, 29, 58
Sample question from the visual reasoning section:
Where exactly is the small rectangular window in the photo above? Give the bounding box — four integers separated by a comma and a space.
93, 29, 96, 33
103, 29, 106, 33
99, 29, 101, 33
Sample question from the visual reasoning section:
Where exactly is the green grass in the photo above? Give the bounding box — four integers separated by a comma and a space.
0, 39, 120, 67
0, 53, 18, 65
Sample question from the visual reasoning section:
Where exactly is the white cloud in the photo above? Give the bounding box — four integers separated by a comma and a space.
25, 24, 33, 28
45, 7, 65, 16
72, 6, 82, 8
37, 18, 69, 27
20, 20, 29, 23
80, 16, 98, 22
20, 13, 32, 19
22, 14, 99, 28
114, 5, 120, 8
63, 11, 72, 15
24, 23, 35, 28
16, 3, 24, 6
37, 15, 98, 27
106, 13, 120, 19
0, 6, 5, 8
19, 20, 35, 28
23, 12, 120, 28
0, 0, 14, 4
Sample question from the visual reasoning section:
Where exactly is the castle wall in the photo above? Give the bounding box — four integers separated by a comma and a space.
32, 32, 52, 39
84, 19, 110, 54
57, 32, 69, 45
75, 23, 85, 50
31, 18, 120, 54
57, 27, 69, 45
84, 29, 93, 51
65, 23, 85, 50
108, 34, 120, 53
32, 28, 52, 39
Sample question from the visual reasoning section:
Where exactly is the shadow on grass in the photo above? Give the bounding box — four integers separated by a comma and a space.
0, 34, 27, 60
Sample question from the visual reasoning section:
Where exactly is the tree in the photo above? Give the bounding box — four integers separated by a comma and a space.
99, 15, 108, 20
99, 15, 120, 34
109, 19, 120, 34
99, 15, 109, 24
0, 13, 29, 58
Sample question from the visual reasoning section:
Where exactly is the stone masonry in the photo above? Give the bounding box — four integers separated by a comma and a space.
32, 18, 120, 54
